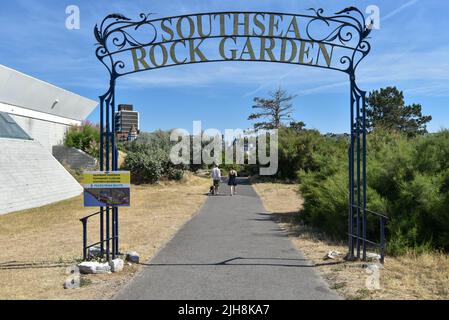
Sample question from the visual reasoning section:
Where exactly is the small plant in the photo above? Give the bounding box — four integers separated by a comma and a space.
80, 277, 92, 288
64, 122, 100, 158
331, 282, 347, 290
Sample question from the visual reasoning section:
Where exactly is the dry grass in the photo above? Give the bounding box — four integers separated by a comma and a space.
0, 173, 210, 300
252, 181, 449, 300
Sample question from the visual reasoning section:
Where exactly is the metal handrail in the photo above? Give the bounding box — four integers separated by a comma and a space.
80, 211, 101, 221
352, 205, 389, 220
80, 211, 117, 261
350, 205, 389, 264
80, 212, 100, 261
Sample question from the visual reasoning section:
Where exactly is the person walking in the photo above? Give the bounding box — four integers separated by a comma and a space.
211, 164, 222, 195
228, 169, 238, 196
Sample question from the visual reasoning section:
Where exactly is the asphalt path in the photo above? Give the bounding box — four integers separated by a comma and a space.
115, 178, 340, 300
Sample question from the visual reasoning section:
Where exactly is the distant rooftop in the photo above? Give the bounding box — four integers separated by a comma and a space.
0, 112, 32, 140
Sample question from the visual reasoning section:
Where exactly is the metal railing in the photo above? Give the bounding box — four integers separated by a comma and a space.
349, 205, 389, 264
80, 210, 117, 261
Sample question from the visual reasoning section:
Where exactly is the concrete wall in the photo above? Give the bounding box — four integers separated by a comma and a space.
0, 138, 83, 215
53, 145, 98, 170
11, 115, 69, 151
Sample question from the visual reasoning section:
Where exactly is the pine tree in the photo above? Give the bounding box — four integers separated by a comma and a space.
367, 87, 432, 136
249, 88, 295, 130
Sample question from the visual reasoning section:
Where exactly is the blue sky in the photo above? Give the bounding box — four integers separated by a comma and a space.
1, 0, 448, 133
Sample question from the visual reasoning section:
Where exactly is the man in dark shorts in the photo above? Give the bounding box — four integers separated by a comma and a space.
211, 164, 222, 195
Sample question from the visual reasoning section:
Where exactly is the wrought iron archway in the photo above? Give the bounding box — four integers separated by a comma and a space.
92, 7, 382, 262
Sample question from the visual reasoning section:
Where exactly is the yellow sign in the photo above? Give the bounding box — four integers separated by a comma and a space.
83, 172, 131, 207
83, 172, 131, 186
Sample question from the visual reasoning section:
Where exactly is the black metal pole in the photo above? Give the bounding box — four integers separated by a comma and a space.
111, 83, 118, 259
82, 219, 87, 261
356, 95, 361, 260
380, 218, 385, 264
115, 208, 120, 255
106, 91, 111, 261
349, 80, 355, 260
362, 93, 368, 261
99, 96, 105, 258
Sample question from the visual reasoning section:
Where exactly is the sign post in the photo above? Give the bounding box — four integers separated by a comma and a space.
82, 171, 130, 260
83, 171, 131, 207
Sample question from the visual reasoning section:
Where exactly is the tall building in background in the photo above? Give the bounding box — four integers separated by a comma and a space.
115, 104, 140, 141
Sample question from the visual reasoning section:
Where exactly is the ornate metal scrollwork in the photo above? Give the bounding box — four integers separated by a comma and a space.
306, 7, 372, 72
95, 13, 158, 76
94, 8, 372, 78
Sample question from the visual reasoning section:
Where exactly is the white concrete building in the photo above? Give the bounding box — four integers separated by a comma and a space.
0, 65, 97, 151
0, 65, 97, 215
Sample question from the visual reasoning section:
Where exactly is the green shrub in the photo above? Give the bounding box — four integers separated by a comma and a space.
165, 167, 185, 181
122, 130, 188, 184
299, 169, 349, 239
298, 129, 449, 255
64, 122, 100, 158
122, 151, 164, 184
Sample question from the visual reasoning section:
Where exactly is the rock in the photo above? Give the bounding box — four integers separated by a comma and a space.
324, 251, 342, 260
78, 261, 111, 274
365, 264, 381, 290
64, 276, 80, 289
366, 252, 382, 262
126, 251, 140, 264
109, 258, 124, 273
88, 245, 103, 259
65, 265, 80, 275
78, 262, 96, 274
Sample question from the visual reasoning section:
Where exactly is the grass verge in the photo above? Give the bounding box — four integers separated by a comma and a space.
252, 181, 449, 300
0, 173, 210, 300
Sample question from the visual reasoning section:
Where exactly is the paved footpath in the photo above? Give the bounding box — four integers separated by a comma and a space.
115, 179, 340, 300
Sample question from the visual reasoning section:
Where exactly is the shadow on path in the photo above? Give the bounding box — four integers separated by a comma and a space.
140, 257, 344, 269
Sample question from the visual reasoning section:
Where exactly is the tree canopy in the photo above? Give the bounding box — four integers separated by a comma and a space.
367, 86, 432, 136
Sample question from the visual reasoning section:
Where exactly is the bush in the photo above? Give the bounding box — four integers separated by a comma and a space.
122, 151, 164, 184
122, 130, 187, 184
277, 128, 322, 180
64, 122, 100, 158
298, 129, 449, 255
165, 167, 185, 181
244, 127, 337, 180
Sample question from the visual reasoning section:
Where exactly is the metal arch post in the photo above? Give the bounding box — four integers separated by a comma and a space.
110, 81, 119, 257
99, 95, 105, 257
362, 91, 368, 261
98, 82, 118, 261
105, 89, 111, 261
348, 78, 355, 260
110, 87, 115, 260
356, 90, 362, 259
